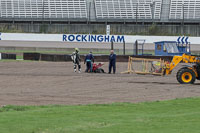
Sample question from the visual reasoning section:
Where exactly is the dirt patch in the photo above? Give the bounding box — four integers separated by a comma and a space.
0, 61, 200, 106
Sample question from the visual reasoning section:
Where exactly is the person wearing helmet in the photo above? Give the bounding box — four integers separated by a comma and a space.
84, 51, 94, 72
71, 48, 81, 73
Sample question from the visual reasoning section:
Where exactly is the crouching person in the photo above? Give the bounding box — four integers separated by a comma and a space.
84, 51, 94, 72
71, 48, 81, 73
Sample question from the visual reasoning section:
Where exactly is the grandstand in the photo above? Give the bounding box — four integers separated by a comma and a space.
0, 0, 200, 23
95, 0, 162, 20
0, 0, 88, 20
169, 0, 200, 20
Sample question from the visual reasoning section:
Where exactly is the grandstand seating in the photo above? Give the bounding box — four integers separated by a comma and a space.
0, 0, 87, 19
154, 0, 162, 19
0, 0, 200, 22
95, 0, 162, 20
169, 0, 200, 20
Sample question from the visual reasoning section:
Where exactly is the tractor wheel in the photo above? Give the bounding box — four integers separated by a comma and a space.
176, 68, 196, 84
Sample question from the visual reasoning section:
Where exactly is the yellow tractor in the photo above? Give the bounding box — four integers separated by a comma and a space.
165, 54, 200, 84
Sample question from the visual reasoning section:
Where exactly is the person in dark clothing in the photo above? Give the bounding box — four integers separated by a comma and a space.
84, 51, 94, 72
108, 50, 116, 74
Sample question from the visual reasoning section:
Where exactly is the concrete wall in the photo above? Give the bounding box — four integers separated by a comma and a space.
0, 53, 16, 59
23, 53, 173, 62
0, 23, 200, 36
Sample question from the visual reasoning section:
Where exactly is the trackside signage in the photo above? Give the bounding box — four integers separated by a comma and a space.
0, 33, 200, 44
63, 34, 125, 43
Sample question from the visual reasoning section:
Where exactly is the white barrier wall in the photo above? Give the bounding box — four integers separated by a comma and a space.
0, 33, 199, 44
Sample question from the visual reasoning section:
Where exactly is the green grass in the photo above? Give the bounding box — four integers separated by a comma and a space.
16, 55, 23, 60
0, 98, 200, 133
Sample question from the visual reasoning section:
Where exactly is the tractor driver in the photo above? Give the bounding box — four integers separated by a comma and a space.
84, 51, 94, 72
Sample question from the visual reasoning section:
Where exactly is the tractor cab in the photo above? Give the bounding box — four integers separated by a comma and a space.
155, 41, 190, 56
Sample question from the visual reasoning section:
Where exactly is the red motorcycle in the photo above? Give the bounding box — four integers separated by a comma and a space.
92, 63, 105, 73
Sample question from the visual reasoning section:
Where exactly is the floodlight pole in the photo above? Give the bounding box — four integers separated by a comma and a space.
134, 40, 138, 55
182, 3, 185, 35
111, 41, 114, 50
150, 2, 155, 24
42, 0, 45, 23
88, 2, 91, 34
41, 0, 45, 33
123, 41, 126, 55
136, 3, 138, 24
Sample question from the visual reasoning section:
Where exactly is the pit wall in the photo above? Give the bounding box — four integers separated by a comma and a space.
23, 53, 173, 62
0, 53, 16, 59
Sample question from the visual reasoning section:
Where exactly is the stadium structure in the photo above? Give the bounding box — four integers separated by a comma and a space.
0, 0, 200, 35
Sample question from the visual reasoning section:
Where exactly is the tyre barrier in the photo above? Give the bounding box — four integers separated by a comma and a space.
40, 54, 71, 62
0, 53, 16, 60
23, 53, 40, 61
23, 53, 173, 62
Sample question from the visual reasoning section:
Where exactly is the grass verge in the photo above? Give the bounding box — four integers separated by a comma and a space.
0, 98, 200, 133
